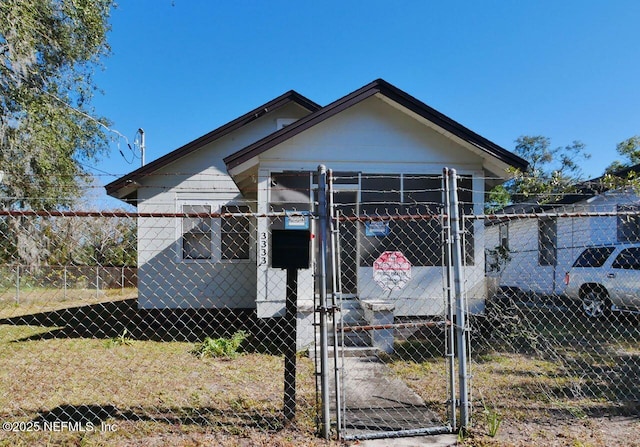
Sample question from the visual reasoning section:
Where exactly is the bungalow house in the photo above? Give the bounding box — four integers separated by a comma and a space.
106, 79, 528, 346
485, 165, 640, 296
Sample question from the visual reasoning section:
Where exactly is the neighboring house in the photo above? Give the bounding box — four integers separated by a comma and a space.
106, 79, 527, 346
485, 165, 640, 296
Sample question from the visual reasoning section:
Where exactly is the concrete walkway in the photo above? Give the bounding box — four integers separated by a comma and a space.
354, 434, 458, 447
334, 356, 457, 446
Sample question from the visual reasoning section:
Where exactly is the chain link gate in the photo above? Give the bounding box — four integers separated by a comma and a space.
315, 168, 473, 441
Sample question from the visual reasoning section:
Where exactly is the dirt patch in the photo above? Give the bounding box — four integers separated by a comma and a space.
463, 415, 639, 447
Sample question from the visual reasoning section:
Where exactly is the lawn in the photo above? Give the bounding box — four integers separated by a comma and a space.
0, 289, 338, 446
0, 293, 638, 446
389, 305, 640, 446
0, 322, 335, 447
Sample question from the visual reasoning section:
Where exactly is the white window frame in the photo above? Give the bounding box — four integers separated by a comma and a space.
177, 200, 254, 263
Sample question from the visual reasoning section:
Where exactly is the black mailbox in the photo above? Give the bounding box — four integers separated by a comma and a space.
271, 230, 311, 269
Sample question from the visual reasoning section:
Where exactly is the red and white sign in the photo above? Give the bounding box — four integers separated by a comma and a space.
373, 251, 412, 290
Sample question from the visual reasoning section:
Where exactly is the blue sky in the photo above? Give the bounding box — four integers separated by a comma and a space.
91, 0, 640, 203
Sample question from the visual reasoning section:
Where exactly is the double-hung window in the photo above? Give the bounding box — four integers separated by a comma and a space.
221, 205, 251, 260
180, 202, 252, 261
182, 205, 213, 260
538, 218, 557, 266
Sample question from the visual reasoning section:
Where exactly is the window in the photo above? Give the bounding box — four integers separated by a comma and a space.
538, 218, 557, 266
221, 205, 251, 260
499, 223, 509, 250
612, 247, 640, 270
617, 204, 640, 242
572, 246, 614, 268
181, 203, 252, 261
182, 205, 212, 260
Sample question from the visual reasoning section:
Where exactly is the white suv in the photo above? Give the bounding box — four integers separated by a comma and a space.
564, 244, 640, 318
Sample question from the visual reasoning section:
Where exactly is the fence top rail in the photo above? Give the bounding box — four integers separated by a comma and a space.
0, 210, 295, 219
3, 209, 636, 220
471, 210, 640, 221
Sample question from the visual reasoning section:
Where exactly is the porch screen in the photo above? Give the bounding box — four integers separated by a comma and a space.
359, 174, 473, 267
270, 171, 311, 212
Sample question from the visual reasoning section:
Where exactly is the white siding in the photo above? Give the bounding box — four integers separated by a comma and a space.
489, 191, 640, 295
259, 97, 484, 173
256, 97, 487, 317
136, 103, 310, 309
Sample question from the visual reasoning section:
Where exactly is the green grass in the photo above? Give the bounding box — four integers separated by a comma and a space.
0, 324, 324, 446
1, 294, 639, 446
387, 305, 640, 446
190, 330, 247, 359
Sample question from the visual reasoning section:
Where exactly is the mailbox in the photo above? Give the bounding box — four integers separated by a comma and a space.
271, 229, 311, 269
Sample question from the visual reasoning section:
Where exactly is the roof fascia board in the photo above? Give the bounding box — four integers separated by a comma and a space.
224, 79, 529, 173
105, 90, 320, 197
373, 82, 528, 170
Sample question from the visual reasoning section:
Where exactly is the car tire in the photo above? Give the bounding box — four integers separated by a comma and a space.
582, 290, 611, 319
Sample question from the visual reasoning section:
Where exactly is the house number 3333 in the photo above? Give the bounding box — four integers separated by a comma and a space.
259, 232, 268, 266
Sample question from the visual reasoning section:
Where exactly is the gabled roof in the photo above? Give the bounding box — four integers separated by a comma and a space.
224, 78, 529, 173
105, 90, 321, 201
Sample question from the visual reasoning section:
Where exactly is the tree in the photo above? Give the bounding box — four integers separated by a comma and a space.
0, 0, 114, 210
0, 213, 137, 267
487, 136, 591, 211
70, 215, 137, 267
604, 136, 640, 174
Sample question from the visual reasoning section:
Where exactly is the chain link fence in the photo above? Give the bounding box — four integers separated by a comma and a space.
327, 176, 639, 442
1, 184, 639, 445
474, 204, 640, 430
0, 209, 320, 446
327, 171, 477, 440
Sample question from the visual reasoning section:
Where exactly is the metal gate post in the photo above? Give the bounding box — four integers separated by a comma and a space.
443, 168, 457, 430
327, 169, 342, 438
317, 165, 331, 439
447, 168, 470, 431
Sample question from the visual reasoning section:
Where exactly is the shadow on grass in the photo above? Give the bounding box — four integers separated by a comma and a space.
387, 306, 640, 417
0, 298, 294, 354
474, 307, 640, 415
29, 403, 288, 432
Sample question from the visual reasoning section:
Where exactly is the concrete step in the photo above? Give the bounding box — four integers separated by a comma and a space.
335, 300, 366, 324
329, 323, 372, 347
324, 300, 372, 348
